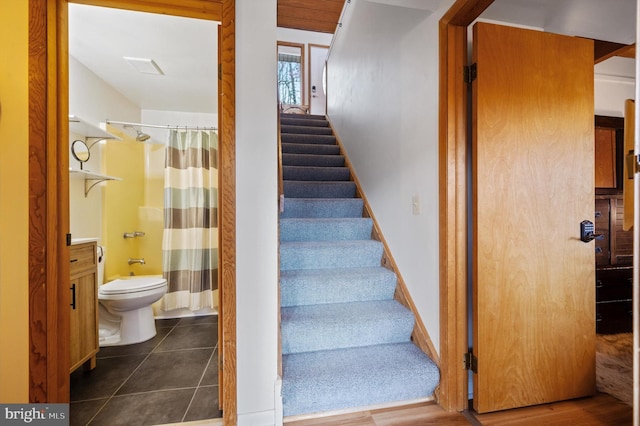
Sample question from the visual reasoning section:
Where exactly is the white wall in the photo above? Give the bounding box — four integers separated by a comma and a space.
594, 56, 635, 117
236, 0, 280, 424
69, 56, 140, 129
68, 56, 140, 240
327, 0, 442, 353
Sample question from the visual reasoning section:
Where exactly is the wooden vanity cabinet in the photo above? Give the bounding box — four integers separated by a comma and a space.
69, 241, 99, 373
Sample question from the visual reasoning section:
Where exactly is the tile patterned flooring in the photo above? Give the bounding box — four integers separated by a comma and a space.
70, 315, 221, 426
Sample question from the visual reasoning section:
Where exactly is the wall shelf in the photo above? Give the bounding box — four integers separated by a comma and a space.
69, 115, 122, 197
69, 169, 122, 197
69, 115, 121, 141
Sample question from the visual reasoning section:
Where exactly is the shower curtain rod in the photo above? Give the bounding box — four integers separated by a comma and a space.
105, 119, 217, 131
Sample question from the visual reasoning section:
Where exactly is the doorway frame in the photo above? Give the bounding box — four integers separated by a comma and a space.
277, 41, 306, 108
27, 0, 237, 423
308, 43, 329, 116
438, 0, 494, 412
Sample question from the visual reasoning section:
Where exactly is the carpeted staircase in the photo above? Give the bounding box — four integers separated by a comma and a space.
279, 112, 440, 417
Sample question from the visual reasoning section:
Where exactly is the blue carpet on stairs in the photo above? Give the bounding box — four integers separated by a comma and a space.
278, 113, 439, 417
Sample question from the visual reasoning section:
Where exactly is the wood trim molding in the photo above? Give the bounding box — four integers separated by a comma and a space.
277, 41, 306, 108
220, 0, 237, 423
438, 0, 494, 412
28, 0, 71, 403
325, 117, 439, 365
593, 39, 635, 64
29, 0, 54, 402
68, 0, 223, 20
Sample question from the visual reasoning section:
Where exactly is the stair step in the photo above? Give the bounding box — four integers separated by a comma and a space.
282, 342, 440, 416
281, 134, 337, 145
281, 118, 330, 128
282, 300, 414, 354
280, 198, 364, 218
280, 218, 372, 242
281, 124, 333, 135
280, 267, 397, 307
280, 112, 327, 121
282, 153, 345, 167
283, 165, 350, 181
278, 116, 440, 418
284, 181, 356, 198
280, 240, 383, 270
282, 143, 341, 156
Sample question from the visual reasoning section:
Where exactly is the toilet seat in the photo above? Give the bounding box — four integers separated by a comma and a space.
99, 277, 167, 295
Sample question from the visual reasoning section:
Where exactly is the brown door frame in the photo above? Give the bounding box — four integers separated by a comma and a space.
28, 0, 238, 423
438, 0, 494, 412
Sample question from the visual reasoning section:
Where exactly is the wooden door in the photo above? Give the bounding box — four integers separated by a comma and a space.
472, 22, 595, 413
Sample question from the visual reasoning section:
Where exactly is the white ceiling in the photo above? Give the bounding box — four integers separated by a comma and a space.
68, 3, 219, 114
481, 0, 636, 45
68, 1, 636, 115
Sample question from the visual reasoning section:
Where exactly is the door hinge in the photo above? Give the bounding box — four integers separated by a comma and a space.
66, 233, 72, 246
464, 63, 477, 84
464, 350, 478, 373
218, 63, 222, 81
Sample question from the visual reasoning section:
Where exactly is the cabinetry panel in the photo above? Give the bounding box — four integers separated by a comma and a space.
70, 242, 99, 373
594, 127, 617, 188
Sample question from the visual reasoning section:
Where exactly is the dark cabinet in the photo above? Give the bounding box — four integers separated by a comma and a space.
595, 266, 632, 334
594, 116, 633, 335
594, 195, 633, 334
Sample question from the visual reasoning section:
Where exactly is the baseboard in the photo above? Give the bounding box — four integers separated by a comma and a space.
238, 409, 278, 426
283, 396, 434, 423
160, 418, 223, 426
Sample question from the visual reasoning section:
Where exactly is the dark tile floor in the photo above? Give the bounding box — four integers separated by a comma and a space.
70, 315, 221, 426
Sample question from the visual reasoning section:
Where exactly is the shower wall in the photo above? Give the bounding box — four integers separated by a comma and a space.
102, 132, 164, 281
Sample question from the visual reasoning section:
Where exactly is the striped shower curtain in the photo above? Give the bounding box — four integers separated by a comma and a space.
161, 129, 218, 311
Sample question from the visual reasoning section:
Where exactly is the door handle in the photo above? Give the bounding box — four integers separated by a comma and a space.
580, 220, 603, 242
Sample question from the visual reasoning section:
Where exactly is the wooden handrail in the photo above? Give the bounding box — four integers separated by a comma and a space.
277, 103, 283, 380
277, 104, 284, 212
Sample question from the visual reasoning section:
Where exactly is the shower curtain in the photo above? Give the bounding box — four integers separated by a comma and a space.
161, 129, 218, 311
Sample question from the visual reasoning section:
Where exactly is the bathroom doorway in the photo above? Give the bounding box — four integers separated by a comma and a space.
67, 3, 223, 423
26, 0, 236, 422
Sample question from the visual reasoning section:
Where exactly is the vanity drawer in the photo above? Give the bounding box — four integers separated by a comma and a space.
70, 242, 97, 275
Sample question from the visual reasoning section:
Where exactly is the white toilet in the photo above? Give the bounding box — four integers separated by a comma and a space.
97, 247, 168, 346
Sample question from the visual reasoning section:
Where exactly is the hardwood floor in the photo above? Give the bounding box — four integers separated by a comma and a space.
284, 394, 632, 426
470, 393, 632, 426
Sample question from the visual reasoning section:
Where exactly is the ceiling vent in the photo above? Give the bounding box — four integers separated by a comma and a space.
123, 57, 164, 75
